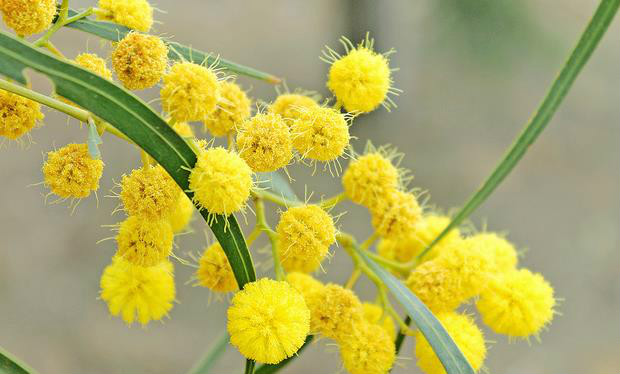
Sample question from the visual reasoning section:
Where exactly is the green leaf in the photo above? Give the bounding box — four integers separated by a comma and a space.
60, 9, 281, 84
254, 335, 314, 374
186, 332, 229, 374
355, 248, 475, 374
417, 0, 620, 261
0, 30, 256, 288
259, 171, 299, 202
0, 346, 37, 374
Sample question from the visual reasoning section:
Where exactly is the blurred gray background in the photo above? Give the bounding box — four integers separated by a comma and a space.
1, 0, 619, 373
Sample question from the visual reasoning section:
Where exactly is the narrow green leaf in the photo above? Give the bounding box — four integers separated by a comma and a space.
259, 171, 299, 202
254, 335, 314, 374
60, 9, 281, 84
186, 332, 229, 374
355, 248, 475, 374
0, 346, 37, 374
0, 30, 256, 287
417, 0, 620, 261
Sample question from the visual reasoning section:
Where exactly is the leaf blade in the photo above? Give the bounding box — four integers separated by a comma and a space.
0, 346, 37, 374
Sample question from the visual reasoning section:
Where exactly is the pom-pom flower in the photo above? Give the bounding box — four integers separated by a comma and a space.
0, 88, 44, 140
291, 105, 350, 162
477, 268, 555, 339
203, 81, 251, 136
0, 0, 56, 36
172, 121, 195, 138
100, 257, 175, 325
75, 53, 113, 80
435, 238, 494, 296
96, 0, 153, 32
188, 147, 252, 216
469, 232, 518, 274
286, 272, 325, 308
111, 32, 168, 90
195, 242, 238, 293
324, 35, 396, 113
276, 204, 336, 273
120, 165, 179, 220
342, 152, 399, 207
168, 193, 194, 233
42, 143, 104, 199
377, 214, 462, 265
311, 284, 363, 341
116, 216, 174, 266
362, 302, 396, 340
227, 278, 310, 364
269, 93, 319, 128
237, 112, 293, 172
340, 322, 396, 374
415, 312, 486, 374
406, 259, 470, 313
161, 61, 220, 123
371, 190, 422, 238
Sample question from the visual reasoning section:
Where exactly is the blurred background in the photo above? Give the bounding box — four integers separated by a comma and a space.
1, 0, 619, 373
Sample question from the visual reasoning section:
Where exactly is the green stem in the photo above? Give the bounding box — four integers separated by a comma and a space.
34, 0, 70, 47
252, 189, 299, 208
244, 359, 256, 374
255, 198, 285, 280
185, 332, 229, 374
415, 0, 620, 263
394, 316, 412, 356
320, 192, 347, 209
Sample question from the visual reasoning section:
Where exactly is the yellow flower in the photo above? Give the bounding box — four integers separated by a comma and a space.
203, 81, 251, 136
161, 61, 220, 123
195, 242, 238, 293
435, 238, 494, 296
0, 88, 44, 140
377, 214, 461, 265
291, 105, 349, 162
42, 143, 104, 199
311, 284, 363, 341
120, 165, 179, 220
362, 302, 396, 341
227, 278, 310, 364
469, 232, 518, 274
325, 36, 395, 113
276, 205, 336, 273
477, 268, 555, 339
116, 216, 174, 267
406, 259, 470, 313
75, 53, 113, 79
0, 0, 56, 36
167, 193, 194, 233
100, 257, 175, 326
340, 322, 396, 374
371, 190, 421, 238
415, 312, 486, 374
269, 93, 319, 128
172, 121, 195, 138
286, 272, 324, 308
111, 32, 168, 90
96, 0, 153, 32
342, 152, 399, 207
188, 147, 252, 216
237, 112, 293, 172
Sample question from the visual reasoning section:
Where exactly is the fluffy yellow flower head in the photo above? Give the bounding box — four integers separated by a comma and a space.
415, 312, 486, 374
286, 272, 325, 309
195, 242, 238, 293
120, 165, 178, 220
0, 89, 44, 140
162, 61, 220, 123
276, 204, 336, 273
477, 268, 555, 339
291, 106, 349, 162
406, 259, 470, 313
227, 278, 310, 364
340, 322, 396, 374
42, 143, 104, 199
342, 152, 399, 207
100, 257, 175, 326
371, 190, 422, 238
312, 284, 363, 341
172, 121, 195, 138
269, 93, 319, 127
75, 53, 113, 79
326, 36, 393, 113
168, 193, 193, 233
0, 0, 56, 36
378, 215, 462, 265
435, 238, 494, 297
116, 216, 174, 267
112, 32, 168, 90
237, 112, 293, 172
189, 147, 252, 216
362, 302, 396, 341
203, 81, 251, 136
97, 0, 153, 32
469, 232, 518, 274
